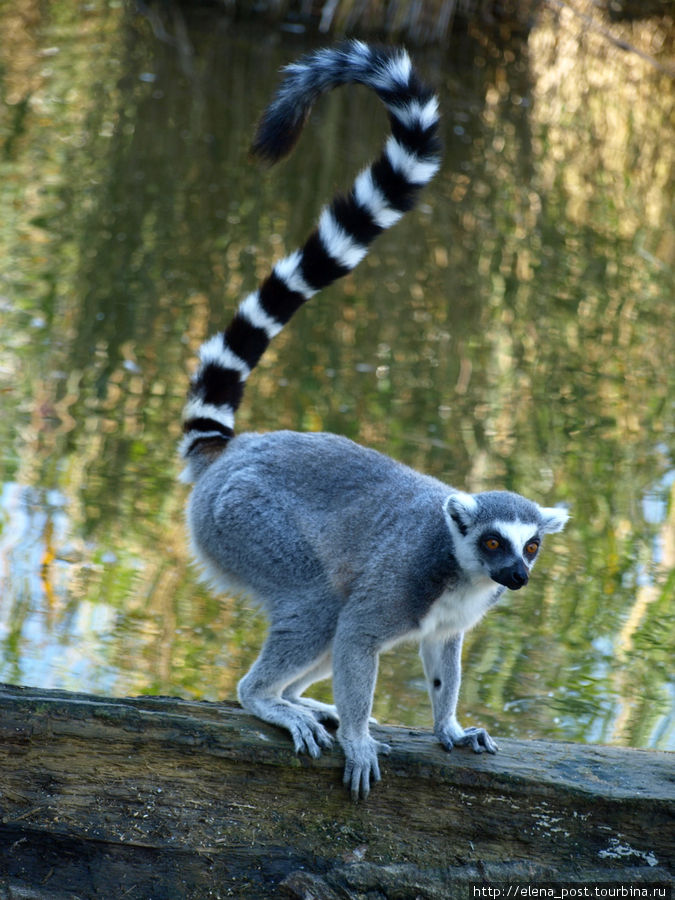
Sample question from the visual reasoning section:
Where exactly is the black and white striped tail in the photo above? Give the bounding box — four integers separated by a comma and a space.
180, 41, 441, 476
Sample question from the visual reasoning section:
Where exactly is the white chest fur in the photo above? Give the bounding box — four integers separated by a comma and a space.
416, 577, 500, 639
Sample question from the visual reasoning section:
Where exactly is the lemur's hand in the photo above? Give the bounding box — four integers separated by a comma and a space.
341, 736, 391, 801
287, 709, 334, 758
436, 724, 498, 754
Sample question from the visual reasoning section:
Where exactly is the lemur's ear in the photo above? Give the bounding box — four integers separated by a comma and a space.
443, 492, 478, 536
539, 505, 570, 533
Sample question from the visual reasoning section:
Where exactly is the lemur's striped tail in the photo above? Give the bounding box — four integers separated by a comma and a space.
180, 41, 441, 475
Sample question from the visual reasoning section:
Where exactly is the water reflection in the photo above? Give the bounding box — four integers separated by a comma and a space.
0, 3, 672, 750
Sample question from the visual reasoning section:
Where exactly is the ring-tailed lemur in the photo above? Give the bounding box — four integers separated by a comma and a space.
180, 41, 568, 800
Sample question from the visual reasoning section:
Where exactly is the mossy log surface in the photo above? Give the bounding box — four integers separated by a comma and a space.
0, 683, 672, 899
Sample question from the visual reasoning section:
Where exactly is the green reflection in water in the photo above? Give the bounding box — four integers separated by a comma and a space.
0, 3, 673, 751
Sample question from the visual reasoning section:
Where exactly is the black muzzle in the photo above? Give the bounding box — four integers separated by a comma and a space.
492, 561, 529, 590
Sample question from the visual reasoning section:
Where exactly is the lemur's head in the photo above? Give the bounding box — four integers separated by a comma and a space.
443, 490, 569, 590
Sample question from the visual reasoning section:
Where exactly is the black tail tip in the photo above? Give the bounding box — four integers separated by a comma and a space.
250, 109, 309, 165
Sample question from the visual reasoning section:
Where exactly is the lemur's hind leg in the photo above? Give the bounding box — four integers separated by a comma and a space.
282, 652, 340, 726
238, 622, 335, 758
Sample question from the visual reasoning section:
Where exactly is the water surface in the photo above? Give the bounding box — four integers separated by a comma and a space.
0, 3, 673, 750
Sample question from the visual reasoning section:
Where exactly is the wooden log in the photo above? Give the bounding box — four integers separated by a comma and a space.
0, 683, 672, 899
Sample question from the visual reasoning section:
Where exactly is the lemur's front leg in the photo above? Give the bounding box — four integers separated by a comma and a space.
420, 632, 498, 754
332, 614, 391, 801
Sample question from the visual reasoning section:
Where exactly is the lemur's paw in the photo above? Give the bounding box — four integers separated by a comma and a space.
458, 726, 498, 753
438, 725, 498, 754
293, 697, 340, 727
290, 699, 378, 728
341, 736, 391, 802
289, 716, 334, 759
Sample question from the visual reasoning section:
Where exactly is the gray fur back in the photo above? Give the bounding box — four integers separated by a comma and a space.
188, 431, 454, 621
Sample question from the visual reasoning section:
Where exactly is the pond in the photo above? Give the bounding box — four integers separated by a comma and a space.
0, 2, 673, 751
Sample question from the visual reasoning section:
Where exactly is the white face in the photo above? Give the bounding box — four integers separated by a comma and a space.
446, 518, 539, 584
442, 492, 568, 589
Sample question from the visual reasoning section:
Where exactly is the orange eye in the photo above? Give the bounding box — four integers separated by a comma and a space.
484, 538, 500, 551
525, 541, 540, 555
